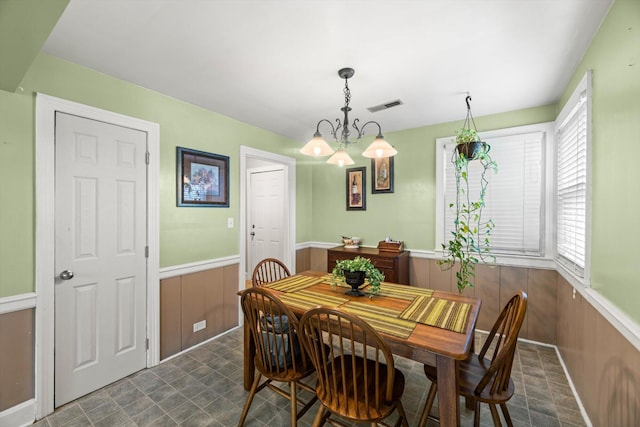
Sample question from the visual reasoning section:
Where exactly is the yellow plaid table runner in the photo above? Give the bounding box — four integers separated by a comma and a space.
341, 301, 416, 339
377, 282, 434, 300
319, 274, 435, 300
399, 296, 470, 333
278, 290, 349, 311
263, 275, 324, 292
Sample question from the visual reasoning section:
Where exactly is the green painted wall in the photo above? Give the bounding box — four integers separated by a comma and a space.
2, 0, 637, 325
558, 0, 640, 322
0, 53, 309, 297
308, 105, 556, 250
0, 0, 68, 91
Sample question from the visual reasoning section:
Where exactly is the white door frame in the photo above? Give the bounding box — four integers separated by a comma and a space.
34, 93, 160, 418
239, 146, 296, 321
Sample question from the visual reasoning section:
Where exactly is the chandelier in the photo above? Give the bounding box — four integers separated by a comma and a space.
299, 67, 397, 166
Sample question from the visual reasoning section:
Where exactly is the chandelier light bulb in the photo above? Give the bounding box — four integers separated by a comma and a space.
326, 148, 355, 166
361, 136, 397, 159
300, 133, 334, 157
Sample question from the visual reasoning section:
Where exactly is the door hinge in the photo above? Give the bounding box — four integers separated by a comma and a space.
145, 152, 150, 164
146, 338, 149, 350
145, 246, 149, 258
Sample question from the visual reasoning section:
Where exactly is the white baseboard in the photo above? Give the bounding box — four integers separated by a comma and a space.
0, 399, 35, 427
160, 326, 241, 363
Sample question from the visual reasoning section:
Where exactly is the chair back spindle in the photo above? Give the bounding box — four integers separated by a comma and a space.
251, 257, 291, 287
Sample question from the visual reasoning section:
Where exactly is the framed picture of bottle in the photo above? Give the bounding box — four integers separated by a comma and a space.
371, 156, 394, 193
346, 167, 366, 211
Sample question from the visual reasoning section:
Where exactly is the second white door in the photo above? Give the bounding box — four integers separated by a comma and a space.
248, 166, 287, 274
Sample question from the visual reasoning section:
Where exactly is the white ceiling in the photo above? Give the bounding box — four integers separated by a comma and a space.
43, 0, 613, 144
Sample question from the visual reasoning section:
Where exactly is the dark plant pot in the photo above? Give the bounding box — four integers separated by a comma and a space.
344, 270, 366, 296
456, 141, 489, 160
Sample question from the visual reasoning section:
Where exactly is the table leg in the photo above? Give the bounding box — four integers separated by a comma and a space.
243, 320, 255, 391
436, 355, 460, 427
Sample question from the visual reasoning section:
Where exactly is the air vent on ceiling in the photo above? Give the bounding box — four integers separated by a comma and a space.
367, 99, 403, 113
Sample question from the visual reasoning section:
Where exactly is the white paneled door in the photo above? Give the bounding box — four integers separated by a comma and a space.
54, 112, 148, 406
248, 166, 287, 274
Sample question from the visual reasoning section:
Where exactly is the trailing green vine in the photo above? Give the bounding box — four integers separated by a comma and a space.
438, 144, 498, 293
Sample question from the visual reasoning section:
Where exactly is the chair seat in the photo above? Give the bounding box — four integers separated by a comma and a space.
424, 355, 515, 405
318, 355, 406, 421
254, 341, 330, 382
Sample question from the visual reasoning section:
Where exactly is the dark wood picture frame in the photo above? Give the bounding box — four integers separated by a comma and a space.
371, 156, 394, 193
177, 147, 229, 207
346, 167, 366, 211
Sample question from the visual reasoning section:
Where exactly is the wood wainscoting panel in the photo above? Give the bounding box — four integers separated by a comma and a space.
160, 276, 182, 360
181, 270, 210, 349
310, 247, 327, 272
0, 308, 34, 411
295, 247, 311, 273
500, 266, 529, 337
474, 264, 501, 332
205, 268, 225, 339
160, 263, 240, 361
223, 264, 239, 331
527, 268, 558, 344
428, 259, 453, 292
556, 276, 640, 426
409, 257, 430, 289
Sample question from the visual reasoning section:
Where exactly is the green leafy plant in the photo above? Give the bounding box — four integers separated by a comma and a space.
331, 256, 384, 296
438, 144, 498, 293
455, 127, 479, 144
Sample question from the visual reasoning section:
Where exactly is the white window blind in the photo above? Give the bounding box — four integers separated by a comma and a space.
443, 132, 545, 256
555, 89, 588, 277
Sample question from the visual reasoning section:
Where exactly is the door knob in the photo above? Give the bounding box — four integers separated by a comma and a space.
59, 270, 74, 280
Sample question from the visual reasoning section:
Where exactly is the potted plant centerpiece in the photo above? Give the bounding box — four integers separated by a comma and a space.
439, 96, 498, 293
332, 256, 384, 297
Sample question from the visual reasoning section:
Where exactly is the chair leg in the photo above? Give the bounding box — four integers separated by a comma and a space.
488, 403, 502, 427
473, 399, 481, 427
238, 372, 262, 426
395, 400, 409, 427
418, 382, 438, 427
500, 403, 513, 427
290, 382, 298, 427
312, 405, 327, 427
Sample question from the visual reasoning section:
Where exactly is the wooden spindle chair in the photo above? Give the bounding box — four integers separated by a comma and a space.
419, 291, 528, 427
251, 257, 291, 287
238, 288, 317, 426
299, 307, 409, 427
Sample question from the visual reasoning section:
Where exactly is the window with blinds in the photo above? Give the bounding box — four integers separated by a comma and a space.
442, 132, 545, 256
555, 72, 591, 278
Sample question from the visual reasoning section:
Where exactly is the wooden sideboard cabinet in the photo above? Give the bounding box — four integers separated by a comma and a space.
327, 246, 410, 285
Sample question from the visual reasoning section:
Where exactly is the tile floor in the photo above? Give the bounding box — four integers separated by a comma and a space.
33, 328, 587, 426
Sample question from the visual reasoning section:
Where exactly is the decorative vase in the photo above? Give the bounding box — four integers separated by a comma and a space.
456, 141, 489, 160
344, 270, 366, 296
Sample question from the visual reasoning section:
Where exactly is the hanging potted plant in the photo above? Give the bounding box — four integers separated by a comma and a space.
454, 95, 490, 160
331, 256, 384, 297
438, 96, 498, 293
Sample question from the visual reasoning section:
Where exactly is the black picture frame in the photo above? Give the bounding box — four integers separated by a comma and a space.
346, 167, 366, 211
371, 156, 394, 193
177, 147, 229, 207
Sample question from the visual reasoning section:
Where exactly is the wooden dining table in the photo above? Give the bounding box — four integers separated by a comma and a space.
240, 270, 481, 427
